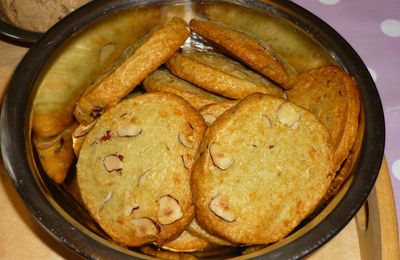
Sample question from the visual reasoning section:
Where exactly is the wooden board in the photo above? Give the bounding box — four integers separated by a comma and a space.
0, 40, 398, 259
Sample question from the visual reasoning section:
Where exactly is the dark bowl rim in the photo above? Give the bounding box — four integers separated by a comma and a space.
0, 0, 385, 259
0, 19, 42, 46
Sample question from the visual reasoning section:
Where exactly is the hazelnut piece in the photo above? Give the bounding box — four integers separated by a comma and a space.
178, 133, 193, 148
103, 191, 113, 203
277, 102, 300, 128
138, 169, 151, 186
117, 124, 142, 137
157, 195, 183, 225
103, 154, 123, 173
124, 203, 139, 216
209, 195, 235, 222
263, 115, 272, 128
73, 121, 96, 138
209, 143, 233, 170
181, 154, 193, 170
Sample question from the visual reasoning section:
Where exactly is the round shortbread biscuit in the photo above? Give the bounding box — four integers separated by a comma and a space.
74, 17, 190, 125
77, 92, 207, 247
191, 93, 334, 244
166, 50, 283, 99
287, 65, 360, 172
190, 19, 296, 87
143, 69, 226, 109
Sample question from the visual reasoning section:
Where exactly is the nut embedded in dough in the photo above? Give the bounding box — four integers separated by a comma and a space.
103, 154, 124, 173
157, 195, 184, 225
209, 143, 234, 170
209, 195, 236, 222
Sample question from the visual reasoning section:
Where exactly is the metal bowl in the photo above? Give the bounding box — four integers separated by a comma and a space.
0, 0, 385, 259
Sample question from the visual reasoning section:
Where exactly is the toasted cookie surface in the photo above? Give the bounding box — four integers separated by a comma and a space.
190, 19, 296, 86
162, 230, 209, 252
198, 2, 334, 74
287, 65, 360, 171
322, 107, 365, 203
166, 50, 283, 99
143, 69, 226, 109
191, 94, 334, 244
199, 100, 239, 125
77, 92, 206, 246
74, 17, 190, 125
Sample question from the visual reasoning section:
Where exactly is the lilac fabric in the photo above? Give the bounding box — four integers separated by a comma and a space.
292, 0, 400, 235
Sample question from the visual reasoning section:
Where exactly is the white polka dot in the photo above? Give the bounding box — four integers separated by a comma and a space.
380, 19, 400, 37
319, 0, 341, 5
392, 159, 400, 181
367, 67, 378, 82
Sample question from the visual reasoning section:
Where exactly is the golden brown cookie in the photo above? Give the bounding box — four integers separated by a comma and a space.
191, 93, 334, 244
143, 69, 226, 109
187, 219, 233, 246
198, 2, 334, 74
33, 123, 77, 184
190, 19, 296, 87
199, 100, 239, 125
77, 92, 207, 247
162, 230, 209, 252
166, 50, 283, 99
287, 65, 360, 172
32, 7, 160, 137
74, 17, 191, 125
322, 105, 365, 203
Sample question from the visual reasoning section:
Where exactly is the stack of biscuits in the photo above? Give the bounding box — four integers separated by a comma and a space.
32, 4, 361, 258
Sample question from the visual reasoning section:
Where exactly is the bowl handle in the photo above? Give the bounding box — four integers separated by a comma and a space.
355, 159, 399, 259
0, 19, 42, 47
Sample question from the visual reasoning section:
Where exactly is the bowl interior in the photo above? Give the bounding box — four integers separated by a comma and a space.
2, 0, 384, 259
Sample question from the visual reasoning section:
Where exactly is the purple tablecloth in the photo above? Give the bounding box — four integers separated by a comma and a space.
293, 0, 400, 230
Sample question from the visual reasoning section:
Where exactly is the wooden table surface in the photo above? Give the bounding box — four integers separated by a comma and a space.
0, 40, 398, 259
